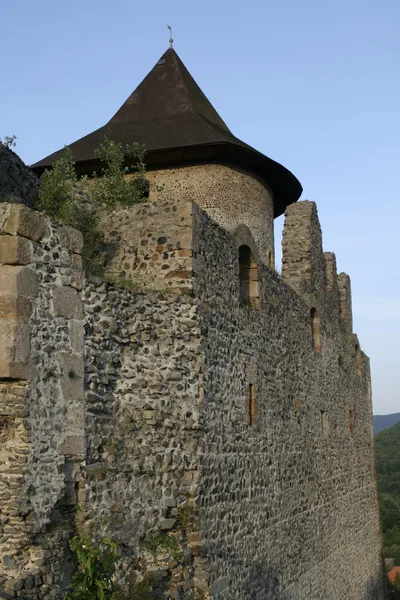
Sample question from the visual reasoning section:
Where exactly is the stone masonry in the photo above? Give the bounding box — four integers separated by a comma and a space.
0, 190, 386, 599
0, 146, 39, 209
144, 164, 275, 267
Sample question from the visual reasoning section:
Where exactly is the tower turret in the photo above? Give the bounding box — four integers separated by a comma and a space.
33, 48, 302, 264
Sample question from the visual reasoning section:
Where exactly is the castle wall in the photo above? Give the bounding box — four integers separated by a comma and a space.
0, 196, 385, 599
82, 280, 209, 597
192, 201, 385, 600
0, 204, 85, 598
100, 199, 194, 294
145, 164, 275, 266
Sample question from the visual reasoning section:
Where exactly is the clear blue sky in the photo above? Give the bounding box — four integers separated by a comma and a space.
1, 0, 399, 414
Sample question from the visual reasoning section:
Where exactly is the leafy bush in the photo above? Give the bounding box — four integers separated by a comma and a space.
39, 147, 78, 219
65, 536, 118, 600
91, 139, 148, 208
38, 138, 149, 275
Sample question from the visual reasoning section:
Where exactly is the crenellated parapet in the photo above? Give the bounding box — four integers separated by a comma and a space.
282, 200, 354, 334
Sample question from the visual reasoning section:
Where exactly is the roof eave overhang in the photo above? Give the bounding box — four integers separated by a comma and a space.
32, 141, 302, 218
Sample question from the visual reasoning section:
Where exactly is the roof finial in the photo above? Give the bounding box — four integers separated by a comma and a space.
167, 25, 173, 49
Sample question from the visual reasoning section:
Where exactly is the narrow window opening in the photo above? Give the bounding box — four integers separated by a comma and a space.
239, 245, 259, 310
349, 409, 354, 434
268, 251, 273, 268
248, 383, 256, 426
355, 344, 361, 376
310, 308, 321, 352
320, 410, 328, 437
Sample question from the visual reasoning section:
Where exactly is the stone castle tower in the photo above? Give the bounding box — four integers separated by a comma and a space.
0, 48, 385, 599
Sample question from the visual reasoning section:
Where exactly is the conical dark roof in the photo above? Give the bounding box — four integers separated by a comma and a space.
33, 48, 302, 216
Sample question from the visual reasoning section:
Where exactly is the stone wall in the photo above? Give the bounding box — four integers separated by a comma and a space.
192, 201, 385, 600
0, 196, 385, 600
145, 163, 275, 266
0, 203, 85, 598
100, 199, 194, 294
82, 280, 208, 597
0, 146, 39, 209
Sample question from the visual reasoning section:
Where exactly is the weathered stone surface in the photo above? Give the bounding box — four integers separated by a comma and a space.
53, 286, 83, 319
58, 225, 83, 254
0, 295, 31, 321
192, 201, 385, 600
69, 320, 84, 353
0, 213, 85, 595
0, 320, 29, 364
0, 265, 38, 299
100, 199, 195, 294
145, 163, 275, 265
0, 146, 39, 209
0, 236, 34, 265
3, 204, 49, 241
0, 193, 384, 600
59, 434, 85, 458
0, 266, 34, 379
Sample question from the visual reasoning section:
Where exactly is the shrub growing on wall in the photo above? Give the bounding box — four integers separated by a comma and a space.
65, 536, 118, 600
38, 138, 149, 274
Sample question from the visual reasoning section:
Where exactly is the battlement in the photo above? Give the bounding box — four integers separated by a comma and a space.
282, 200, 353, 332
101, 197, 359, 349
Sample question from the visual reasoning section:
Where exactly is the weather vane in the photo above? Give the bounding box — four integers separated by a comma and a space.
167, 25, 173, 49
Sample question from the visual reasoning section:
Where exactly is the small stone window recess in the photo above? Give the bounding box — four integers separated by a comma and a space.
320, 410, 328, 436
349, 409, 354, 434
355, 344, 361, 376
310, 308, 321, 352
239, 245, 260, 310
247, 383, 258, 426
268, 251, 273, 268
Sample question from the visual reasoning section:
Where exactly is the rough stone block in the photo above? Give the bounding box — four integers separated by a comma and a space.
0, 236, 33, 265
66, 406, 85, 427
58, 226, 84, 254
53, 286, 83, 319
69, 321, 84, 353
159, 518, 177, 530
0, 320, 30, 379
59, 434, 85, 458
0, 295, 31, 321
0, 265, 38, 299
0, 361, 29, 379
3, 205, 49, 241
57, 352, 84, 402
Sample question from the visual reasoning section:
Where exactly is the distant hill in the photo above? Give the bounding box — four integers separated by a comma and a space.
374, 413, 400, 435
375, 422, 400, 561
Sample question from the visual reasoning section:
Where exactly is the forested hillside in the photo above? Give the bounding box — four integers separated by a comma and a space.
375, 422, 400, 563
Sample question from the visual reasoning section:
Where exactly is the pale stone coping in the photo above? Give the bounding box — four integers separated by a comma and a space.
0, 203, 83, 255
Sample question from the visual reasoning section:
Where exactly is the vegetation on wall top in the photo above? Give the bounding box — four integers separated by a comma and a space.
38, 138, 149, 275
